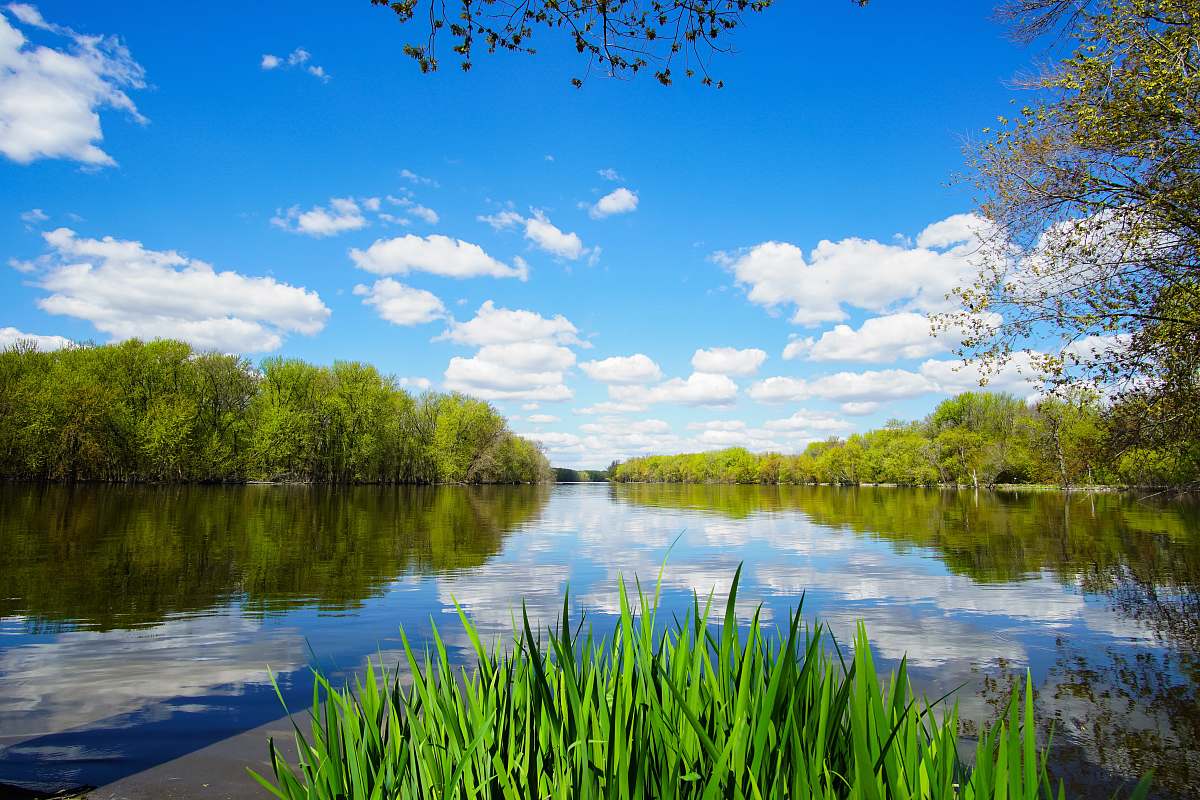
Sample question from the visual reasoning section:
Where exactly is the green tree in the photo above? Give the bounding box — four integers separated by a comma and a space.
946, 0, 1200, 480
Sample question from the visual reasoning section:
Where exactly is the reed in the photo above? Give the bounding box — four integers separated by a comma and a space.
251, 566, 1151, 799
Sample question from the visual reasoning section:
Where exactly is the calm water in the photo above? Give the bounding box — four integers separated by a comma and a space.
0, 483, 1197, 798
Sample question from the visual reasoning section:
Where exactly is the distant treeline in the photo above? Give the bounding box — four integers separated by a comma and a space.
0, 339, 551, 484
611, 392, 1198, 488
553, 467, 609, 483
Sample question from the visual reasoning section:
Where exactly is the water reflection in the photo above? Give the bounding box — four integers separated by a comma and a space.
0, 483, 549, 791
609, 484, 1200, 798
0, 483, 1196, 798
0, 483, 551, 630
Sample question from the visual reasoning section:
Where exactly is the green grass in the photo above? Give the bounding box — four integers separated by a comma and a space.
251, 566, 1152, 799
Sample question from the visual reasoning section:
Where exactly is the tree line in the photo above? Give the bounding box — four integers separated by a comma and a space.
610, 391, 1198, 487
0, 339, 552, 484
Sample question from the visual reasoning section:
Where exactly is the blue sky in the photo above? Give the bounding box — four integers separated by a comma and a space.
1, 1, 1049, 467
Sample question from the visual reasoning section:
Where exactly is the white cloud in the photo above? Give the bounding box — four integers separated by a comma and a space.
399, 168, 438, 187
408, 204, 438, 224
687, 419, 746, 431
0, 6, 146, 166
527, 413, 560, 424
783, 311, 1003, 363
350, 235, 528, 280
272, 197, 367, 237
260, 47, 329, 81
440, 303, 584, 402
610, 372, 738, 407
782, 313, 940, 362
749, 356, 1043, 408
597, 168, 622, 181
762, 410, 853, 432
691, 346, 766, 376
719, 213, 989, 326
439, 301, 583, 347
398, 376, 432, 391
840, 401, 879, 416
589, 187, 638, 219
0, 326, 71, 350
387, 193, 439, 225
575, 401, 646, 415
478, 209, 523, 231
584, 418, 670, 434
524, 210, 585, 259
748, 370, 933, 404
444, 355, 573, 402
815, 370, 934, 402
19, 207, 48, 226
477, 208, 589, 260
918, 355, 1042, 397
579, 353, 662, 384
353, 279, 445, 326
474, 342, 576, 372
29, 227, 329, 352
744, 376, 810, 404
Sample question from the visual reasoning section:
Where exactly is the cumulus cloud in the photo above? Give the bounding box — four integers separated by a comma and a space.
749, 370, 934, 404
272, 197, 367, 237
439, 300, 584, 347
762, 410, 854, 433
718, 213, 990, 327
589, 187, 638, 219
783, 311, 1002, 363
476, 208, 590, 261
610, 372, 738, 407
0, 326, 71, 351
744, 376, 810, 404
350, 235, 528, 280
523, 210, 586, 259
527, 413, 560, 424
0, 5, 146, 166
440, 302, 585, 402
749, 356, 1044, 407
444, 357, 573, 402
917, 354, 1042, 397
260, 47, 330, 81
579, 353, 662, 384
353, 279, 445, 326
691, 346, 766, 376
840, 401, 880, 416
28, 227, 329, 352
597, 168, 622, 181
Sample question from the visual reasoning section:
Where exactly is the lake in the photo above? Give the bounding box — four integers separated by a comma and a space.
0, 483, 1197, 799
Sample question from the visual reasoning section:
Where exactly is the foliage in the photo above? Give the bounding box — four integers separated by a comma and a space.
253, 567, 1132, 800
366, 0, 838, 88
945, 0, 1200, 480
608, 391, 1167, 487
0, 339, 551, 484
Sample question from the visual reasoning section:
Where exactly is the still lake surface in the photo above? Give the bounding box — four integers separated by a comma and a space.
0, 483, 1197, 798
